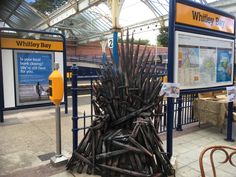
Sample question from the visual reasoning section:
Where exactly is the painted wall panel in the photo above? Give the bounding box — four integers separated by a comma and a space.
54, 52, 64, 102
2, 49, 15, 108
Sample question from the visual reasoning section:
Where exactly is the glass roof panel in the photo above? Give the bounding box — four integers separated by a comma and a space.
119, 0, 156, 27
0, 0, 229, 43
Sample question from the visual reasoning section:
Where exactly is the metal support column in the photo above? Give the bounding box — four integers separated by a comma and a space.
71, 64, 79, 150
113, 31, 118, 65
225, 102, 234, 141
166, 0, 176, 158
50, 104, 68, 166
55, 106, 62, 155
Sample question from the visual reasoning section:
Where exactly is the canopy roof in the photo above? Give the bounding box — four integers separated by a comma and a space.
0, 0, 230, 44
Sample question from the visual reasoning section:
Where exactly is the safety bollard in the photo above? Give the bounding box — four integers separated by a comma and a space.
49, 63, 68, 166
71, 64, 78, 151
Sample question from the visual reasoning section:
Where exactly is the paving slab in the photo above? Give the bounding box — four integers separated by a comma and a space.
1, 96, 236, 177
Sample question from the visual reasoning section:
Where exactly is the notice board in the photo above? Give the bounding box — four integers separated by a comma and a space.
14, 51, 54, 105
173, 0, 235, 90
175, 31, 234, 90
0, 37, 64, 108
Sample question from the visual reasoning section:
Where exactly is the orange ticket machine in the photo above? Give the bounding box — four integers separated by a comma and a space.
48, 69, 64, 106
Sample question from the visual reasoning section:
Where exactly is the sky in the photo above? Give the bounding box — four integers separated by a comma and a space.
25, 0, 35, 3
119, 0, 167, 45
98, 0, 161, 45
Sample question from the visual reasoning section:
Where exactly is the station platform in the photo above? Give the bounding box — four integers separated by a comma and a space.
0, 95, 236, 177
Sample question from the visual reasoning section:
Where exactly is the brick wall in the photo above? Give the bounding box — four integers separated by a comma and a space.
66, 41, 167, 58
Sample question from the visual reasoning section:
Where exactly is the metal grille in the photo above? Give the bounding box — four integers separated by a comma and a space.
74, 78, 198, 137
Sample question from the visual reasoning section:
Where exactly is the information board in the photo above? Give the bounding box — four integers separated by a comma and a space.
175, 31, 234, 90
14, 50, 54, 105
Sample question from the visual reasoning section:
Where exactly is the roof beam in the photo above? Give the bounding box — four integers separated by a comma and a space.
141, 0, 168, 17
77, 15, 168, 44
30, 0, 104, 31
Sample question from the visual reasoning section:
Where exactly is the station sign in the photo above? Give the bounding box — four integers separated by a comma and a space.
108, 38, 113, 48
1, 38, 63, 51
176, 2, 235, 34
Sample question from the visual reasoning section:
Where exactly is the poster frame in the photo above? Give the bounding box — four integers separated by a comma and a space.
166, 0, 236, 157
0, 27, 68, 123
174, 31, 235, 90
14, 50, 54, 106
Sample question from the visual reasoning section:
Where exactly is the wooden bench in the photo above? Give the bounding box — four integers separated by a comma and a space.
199, 145, 236, 177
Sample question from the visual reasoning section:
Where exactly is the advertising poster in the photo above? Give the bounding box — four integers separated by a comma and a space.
199, 47, 216, 83
15, 51, 53, 105
160, 83, 180, 98
175, 31, 234, 89
178, 46, 199, 86
226, 86, 236, 102
216, 49, 232, 82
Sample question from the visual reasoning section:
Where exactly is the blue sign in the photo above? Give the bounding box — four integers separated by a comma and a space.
17, 52, 53, 84
216, 49, 232, 82
16, 52, 53, 104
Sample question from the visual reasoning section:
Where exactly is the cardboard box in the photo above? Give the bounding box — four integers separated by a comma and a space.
198, 92, 213, 98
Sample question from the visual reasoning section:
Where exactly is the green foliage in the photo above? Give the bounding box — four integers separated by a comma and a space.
157, 23, 168, 47
31, 0, 54, 13
118, 38, 150, 45
30, 0, 65, 14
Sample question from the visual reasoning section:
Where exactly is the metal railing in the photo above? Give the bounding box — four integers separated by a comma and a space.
70, 65, 198, 150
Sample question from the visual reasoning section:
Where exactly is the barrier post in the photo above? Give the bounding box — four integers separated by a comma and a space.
176, 95, 183, 131
225, 102, 234, 141
71, 64, 79, 150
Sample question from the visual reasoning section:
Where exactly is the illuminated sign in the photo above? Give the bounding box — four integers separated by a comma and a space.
1, 38, 63, 51
176, 3, 235, 34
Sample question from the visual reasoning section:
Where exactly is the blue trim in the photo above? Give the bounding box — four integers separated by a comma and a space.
0, 27, 68, 119
180, 86, 230, 94
177, 0, 235, 19
166, 0, 176, 158
113, 31, 118, 66
175, 24, 235, 39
